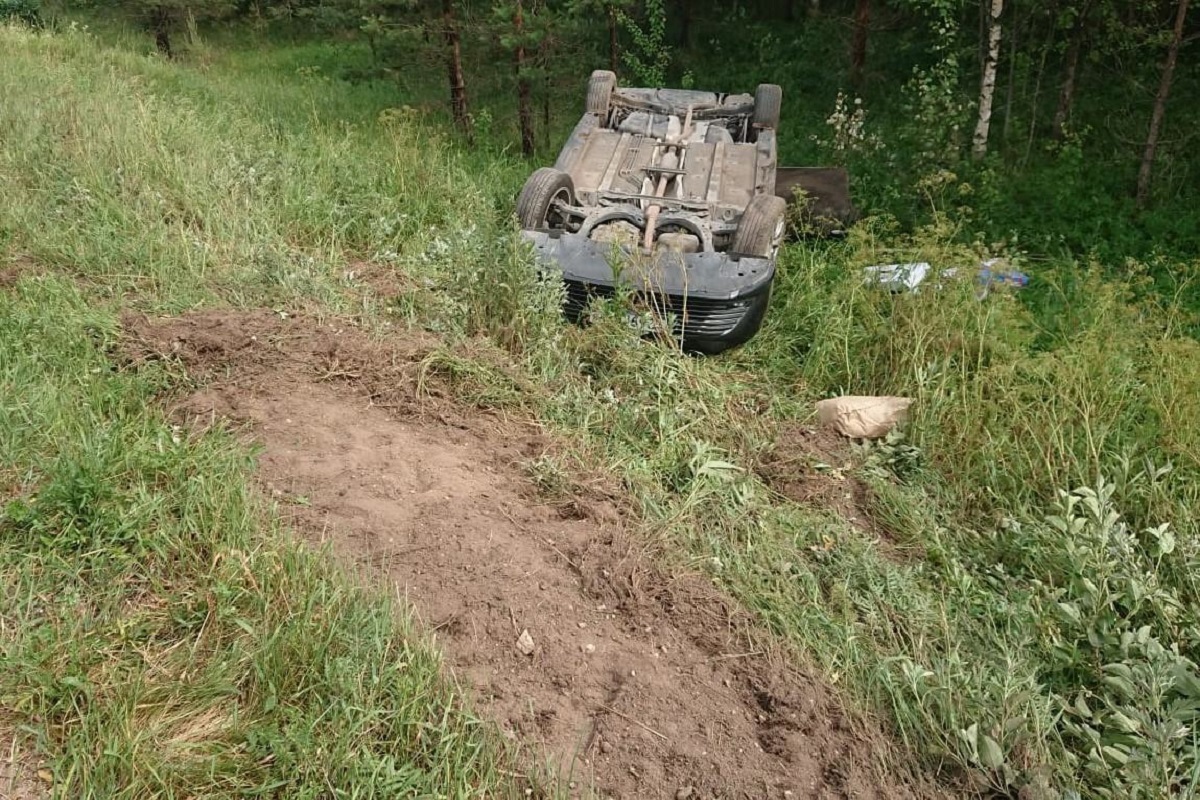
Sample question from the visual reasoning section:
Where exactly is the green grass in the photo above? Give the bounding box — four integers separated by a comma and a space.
0, 25, 536, 799
0, 276, 534, 798
5, 19, 1200, 800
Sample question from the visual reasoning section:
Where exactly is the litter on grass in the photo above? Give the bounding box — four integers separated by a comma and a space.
815, 396, 912, 439
864, 259, 1028, 295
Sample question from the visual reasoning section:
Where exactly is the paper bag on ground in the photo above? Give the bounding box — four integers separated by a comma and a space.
815, 395, 912, 439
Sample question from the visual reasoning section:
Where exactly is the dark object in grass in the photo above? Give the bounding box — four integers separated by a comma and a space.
774, 166, 860, 238
518, 71, 799, 355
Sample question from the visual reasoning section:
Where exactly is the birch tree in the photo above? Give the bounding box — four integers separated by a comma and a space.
972, 0, 1004, 158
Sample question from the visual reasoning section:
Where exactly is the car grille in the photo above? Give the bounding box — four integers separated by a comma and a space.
562, 279, 749, 338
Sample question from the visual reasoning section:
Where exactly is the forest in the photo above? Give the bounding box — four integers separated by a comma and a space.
63, 0, 1200, 263
1, 0, 1199, 798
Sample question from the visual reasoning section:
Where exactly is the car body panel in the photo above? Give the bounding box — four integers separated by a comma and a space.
520, 230, 774, 299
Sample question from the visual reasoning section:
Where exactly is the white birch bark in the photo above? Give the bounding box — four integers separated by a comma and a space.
972, 0, 1004, 159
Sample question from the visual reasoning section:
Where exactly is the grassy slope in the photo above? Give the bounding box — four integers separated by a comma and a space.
0, 25, 533, 799
5, 20, 1200, 800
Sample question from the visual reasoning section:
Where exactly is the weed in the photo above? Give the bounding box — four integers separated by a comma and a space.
6, 20, 1200, 799
0, 29, 535, 799
615, 0, 670, 87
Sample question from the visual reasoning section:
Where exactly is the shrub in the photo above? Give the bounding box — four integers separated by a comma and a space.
0, 0, 40, 25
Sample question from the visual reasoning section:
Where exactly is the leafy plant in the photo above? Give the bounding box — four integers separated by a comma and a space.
1034, 478, 1200, 799
616, 0, 669, 86
0, 0, 40, 25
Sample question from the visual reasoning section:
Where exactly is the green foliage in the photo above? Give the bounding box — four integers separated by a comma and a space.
6, 13, 1200, 800
615, 0, 669, 86
0, 0, 40, 24
887, 0, 971, 172
1033, 478, 1200, 800
492, 0, 549, 54
0, 27, 534, 798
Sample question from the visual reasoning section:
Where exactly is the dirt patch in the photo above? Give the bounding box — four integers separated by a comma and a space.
1, 727, 46, 800
0, 255, 37, 290
759, 425, 874, 524
758, 425, 923, 563
126, 309, 940, 799
345, 258, 418, 300
760, 425, 924, 563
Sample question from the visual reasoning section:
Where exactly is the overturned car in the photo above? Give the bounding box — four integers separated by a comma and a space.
517, 70, 789, 354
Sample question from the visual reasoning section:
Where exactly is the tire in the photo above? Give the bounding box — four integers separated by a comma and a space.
753, 83, 782, 131
732, 194, 787, 258
516, 168, 575, 230
586, 70, 617, 116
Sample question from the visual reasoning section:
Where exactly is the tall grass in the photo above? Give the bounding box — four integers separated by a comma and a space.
0, 25, 533, 798
5, 20, 1200, 799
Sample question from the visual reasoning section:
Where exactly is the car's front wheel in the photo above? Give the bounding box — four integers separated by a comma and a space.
516, 168, 575, 231
732, 194, 787, 259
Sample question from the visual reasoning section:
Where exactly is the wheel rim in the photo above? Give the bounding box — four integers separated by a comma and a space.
767, 216, 786, 259
545, 186, 572, 229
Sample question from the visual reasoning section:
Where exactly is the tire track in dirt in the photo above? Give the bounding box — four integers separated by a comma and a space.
125, 309, 942, 800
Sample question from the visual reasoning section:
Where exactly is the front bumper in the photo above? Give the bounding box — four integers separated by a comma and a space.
521, 230, 775, 354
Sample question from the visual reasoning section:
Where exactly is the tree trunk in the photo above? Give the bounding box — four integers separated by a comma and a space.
978, 0, 987, 71
808, 0, 820, 17
539, 14, 552, 151
677, 0, 691, 47
151, 6, 173, 58
972, 0, 1004, 159
608, 5, 619, 74
850, 0, 870, 84
514, 0, 535, 157
442, 0, 473, 142
1051, 15, 1085, 140
1022, 2, 1058, 165
1002, 0, 1017, 143
1136, 0, 1189, 208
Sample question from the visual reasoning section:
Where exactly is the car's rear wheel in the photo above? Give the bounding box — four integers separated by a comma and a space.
517, 168, 575, 230
586, 70, 617, 116
753, 83, 782, 132
732, 194, 787, 258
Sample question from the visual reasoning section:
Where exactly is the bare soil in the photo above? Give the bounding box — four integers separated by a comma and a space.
758, 425, 922, 562
0, 255, 36, 290
124, 309, 941, 800
0, 727, 46, 800
759, 425, 875, 529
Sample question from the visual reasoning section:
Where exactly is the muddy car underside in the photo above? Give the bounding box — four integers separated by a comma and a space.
518, 72, 788, 354
554, 88, 777, 252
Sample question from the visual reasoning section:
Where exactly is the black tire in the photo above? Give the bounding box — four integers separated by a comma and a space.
753, 83, 782, 131
516, 167, 575, 230
732, 194, 787, 258
586, 70, 617, 116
